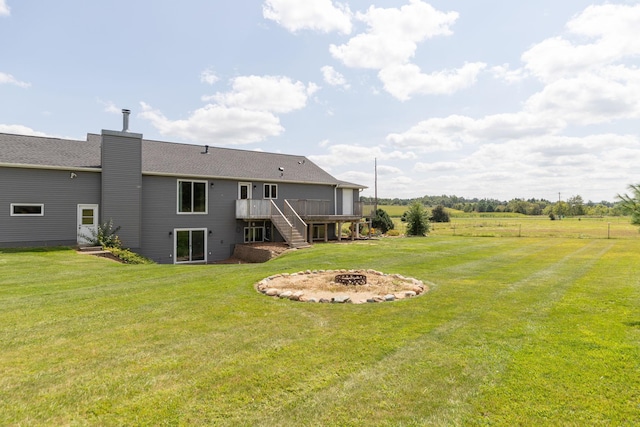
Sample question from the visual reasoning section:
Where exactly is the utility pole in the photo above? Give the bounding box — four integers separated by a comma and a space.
374, 158, 378, 213
558, 192, 562, 220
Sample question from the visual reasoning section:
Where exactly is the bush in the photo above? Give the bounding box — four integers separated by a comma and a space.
82, 219, 122, 248
371, 208, 394, 234
430, 205, 450, 223
108, 247, 154, 264
404, 202, 430, 236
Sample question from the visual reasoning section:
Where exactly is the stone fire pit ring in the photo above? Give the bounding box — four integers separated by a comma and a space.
255, 269, 429, 304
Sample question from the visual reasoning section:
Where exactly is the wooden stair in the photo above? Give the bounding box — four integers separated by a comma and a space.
271, 210, 310, 249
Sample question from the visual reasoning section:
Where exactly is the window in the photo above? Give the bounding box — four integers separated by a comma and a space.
244, 221, 265, 243
312, 224, 326, 240
178, 180, 207, 214
11, 203, 44, 216
264, 184, 277, 199
175, 229, 206, 263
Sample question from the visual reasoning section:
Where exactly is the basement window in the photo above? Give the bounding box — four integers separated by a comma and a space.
11, 203, 44, 216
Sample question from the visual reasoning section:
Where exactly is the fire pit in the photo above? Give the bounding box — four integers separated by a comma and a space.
334, 273, 367, 285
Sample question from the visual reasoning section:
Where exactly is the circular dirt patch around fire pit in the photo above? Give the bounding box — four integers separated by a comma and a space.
255, 269, 429, 304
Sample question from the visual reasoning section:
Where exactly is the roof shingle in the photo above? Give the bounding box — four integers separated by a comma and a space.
0, 132, 364, 188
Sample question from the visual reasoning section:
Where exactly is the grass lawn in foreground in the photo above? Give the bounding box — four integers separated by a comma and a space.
1, 234, 639, 425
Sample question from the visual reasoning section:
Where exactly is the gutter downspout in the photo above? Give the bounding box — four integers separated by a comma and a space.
334, 185, 338, 215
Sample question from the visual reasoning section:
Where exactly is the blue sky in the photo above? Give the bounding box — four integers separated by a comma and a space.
2, 0, 640, 202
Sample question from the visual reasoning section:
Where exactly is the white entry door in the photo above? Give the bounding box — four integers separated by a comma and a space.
342, 189, 353, 215
77, 204, 99, 245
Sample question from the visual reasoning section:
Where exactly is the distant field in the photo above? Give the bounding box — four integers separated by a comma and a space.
1, 230, 639, 425
372, 204, 409, 217
429, 216, 637, 239
373, 204, 635, 239
375, 204, 529, 218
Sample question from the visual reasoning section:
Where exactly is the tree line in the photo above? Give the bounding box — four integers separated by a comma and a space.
361, 194, 623, 217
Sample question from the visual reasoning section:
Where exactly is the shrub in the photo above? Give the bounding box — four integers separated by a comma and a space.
430, 205, 450, 223
386, 229, 400, 236
82, 219, 122, 248
108, 247, 154, 264
404, 202, 430, 236
372, 209, 394, 234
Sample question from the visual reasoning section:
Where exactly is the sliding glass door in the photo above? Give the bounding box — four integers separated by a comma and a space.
175, 229, 206, 263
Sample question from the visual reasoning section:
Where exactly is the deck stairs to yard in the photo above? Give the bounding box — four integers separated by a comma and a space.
270, 201, 310, 249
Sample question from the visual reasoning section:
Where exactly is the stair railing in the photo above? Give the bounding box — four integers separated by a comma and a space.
284, 200, 308, 245
270, 200, 293, 244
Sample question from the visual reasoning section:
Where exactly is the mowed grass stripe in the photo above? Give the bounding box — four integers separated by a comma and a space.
468, 240, 640, 425
252, 240, 618, 425
1, 237, 639, 425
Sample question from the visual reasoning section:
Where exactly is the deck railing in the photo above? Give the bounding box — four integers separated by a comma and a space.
286, 199, 332, 216
235, 199, 272, 219
237, 198, 373, 219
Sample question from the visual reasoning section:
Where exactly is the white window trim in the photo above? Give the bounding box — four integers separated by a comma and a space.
10, 203, 44, 216
176, 179, 208, 215
238, 182, 252, 199
263, 183, 278, 200
244, 224, 265, 243
173, 228, 208, 264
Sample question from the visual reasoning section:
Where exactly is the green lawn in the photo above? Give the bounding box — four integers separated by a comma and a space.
1, 234, 639, 425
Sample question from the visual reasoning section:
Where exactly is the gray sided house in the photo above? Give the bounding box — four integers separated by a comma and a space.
0, 118, 368, 264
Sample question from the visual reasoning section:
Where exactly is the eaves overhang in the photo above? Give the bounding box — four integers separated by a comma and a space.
142, 170, 341, 186
0, 163, 101, 173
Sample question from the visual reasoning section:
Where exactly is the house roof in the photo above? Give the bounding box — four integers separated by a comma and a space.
0, 132, 365, 188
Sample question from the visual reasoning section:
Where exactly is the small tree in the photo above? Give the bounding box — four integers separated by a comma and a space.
371, 208, 394, 234
404, 202, 430, 236
617, 184, 640, 226
430, 205, 450, 223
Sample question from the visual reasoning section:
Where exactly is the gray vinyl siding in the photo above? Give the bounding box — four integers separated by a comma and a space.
258, 181, 336, 212
262, 181, 339, 239
0, 167, 100, 247
101, 130, 142, 250
140, 176, 242, 263
139, 177, 340, 263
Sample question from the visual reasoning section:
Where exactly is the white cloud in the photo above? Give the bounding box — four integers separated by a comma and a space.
0, 124, 49, 136
141, 75, 318, 145
491, 64, 529, 84
263, 0, 352, 34
321, 65, 350, 89
0, 72, 30, 88
0, 0, 9, 16
205, 75, 316, 113
97, 99, 121, 114
379, 62, 486, 101
308, 143, 416, 168
139, 102, 284, 145
524, 67, 640, 125
376, 165, 403, 176
200, 69, 219, 85
387, 111, 566, 152
522, 4, 640, 83
413, 161, 463, 172
327, 1, 485, 100
374, 131, 640, 199
330, 1, 457, 69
